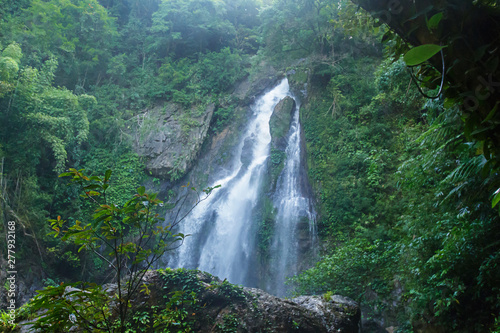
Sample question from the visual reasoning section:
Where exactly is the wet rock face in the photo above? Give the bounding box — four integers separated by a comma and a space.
233, 65, 280, 106
240, 136, 255, 169
135, 65, 280, 182
135, 270, 360, 333
135, 103, 214, 180
269, 96, 296, 151
292, 295, 360, 333
241, 289, 360, 333
266, 96, 296, 193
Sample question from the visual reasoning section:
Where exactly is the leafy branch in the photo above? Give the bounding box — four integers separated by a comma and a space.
28, 168, 219, 332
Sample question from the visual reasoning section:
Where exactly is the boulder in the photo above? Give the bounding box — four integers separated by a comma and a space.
269, 96, 295, 151
134, 269, 360, 333
19, 270, 357, 332
135, 103, 214, 180
266, 96, 296, 193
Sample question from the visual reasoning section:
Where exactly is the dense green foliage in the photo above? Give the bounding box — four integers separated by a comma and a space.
352, 0, 500, 215
24, 169, 216, 332
1, 0, 499, 332
272, 2, 500, 332
0, 0, 261, 285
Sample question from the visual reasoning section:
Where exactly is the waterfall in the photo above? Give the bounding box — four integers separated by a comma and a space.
268, 101, 317, 296
170, 79, 316, 294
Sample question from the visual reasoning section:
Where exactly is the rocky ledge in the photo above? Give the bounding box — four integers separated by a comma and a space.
133, 269, 360, 333
16, 269, 360, 332
134, 102, 214, 180
135, 65, 282, 181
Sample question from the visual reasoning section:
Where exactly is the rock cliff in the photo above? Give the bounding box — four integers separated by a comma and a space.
135, 102, 215, 180
135, 63, 281, 182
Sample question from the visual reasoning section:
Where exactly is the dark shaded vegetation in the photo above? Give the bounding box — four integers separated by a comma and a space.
274, 1, 500, 332
1, 0, 499, 332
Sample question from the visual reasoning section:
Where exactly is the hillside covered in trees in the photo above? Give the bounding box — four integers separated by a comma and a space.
0, 0, 499, 332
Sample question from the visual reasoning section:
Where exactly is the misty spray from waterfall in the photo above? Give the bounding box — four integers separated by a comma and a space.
170, 79, 317, 296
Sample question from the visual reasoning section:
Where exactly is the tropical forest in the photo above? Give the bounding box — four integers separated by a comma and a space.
0, 0, 499, 332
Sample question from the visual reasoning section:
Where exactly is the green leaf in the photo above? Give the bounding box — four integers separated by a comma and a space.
482, 102, 499, 123
481, 159, 494, 178
104, 169, 112, 181
137, 186, 146, 196
83, 184, 102, 190
427, 12, 443, 30
492, 188, 500, 208
404, 44, 445, 66
474, 44, 490, 61
58, 172, 72, 177
381, 31, 393, 43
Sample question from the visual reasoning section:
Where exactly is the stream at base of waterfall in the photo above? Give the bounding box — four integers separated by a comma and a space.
169, 79, 317, 297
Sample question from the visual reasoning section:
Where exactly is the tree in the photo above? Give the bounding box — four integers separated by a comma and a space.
224, 0, 261, 53
29, 168, 219, 332
351, 0, 500, 210
0, 42, 21, 96
0, 46, 93, 174
0, 44, 95, 278
150, 0, 236, 59
260, 0, 341, 60
20, 0, 118, 89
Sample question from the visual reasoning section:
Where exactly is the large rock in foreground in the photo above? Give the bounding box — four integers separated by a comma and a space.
136, 269, 360, 333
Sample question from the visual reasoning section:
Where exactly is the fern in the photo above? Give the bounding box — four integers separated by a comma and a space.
417, 106, 462, 150
441, 155, 487, 204
443, 155, 486, 185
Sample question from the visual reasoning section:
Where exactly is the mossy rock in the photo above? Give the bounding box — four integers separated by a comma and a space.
267, 96, 296, 192
138, 270, 360, 333
269, 96, 295, 150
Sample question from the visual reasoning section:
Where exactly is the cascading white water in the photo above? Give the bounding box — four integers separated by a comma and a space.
268, 102, 317, 296
170, 79, 316, 293
172, 79, 291, 285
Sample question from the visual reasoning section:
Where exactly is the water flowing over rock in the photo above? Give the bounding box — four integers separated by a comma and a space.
267, 95, 296, 193
170, 80, 291, 285
267, 95, 317, 297
169, 80, 317, 296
